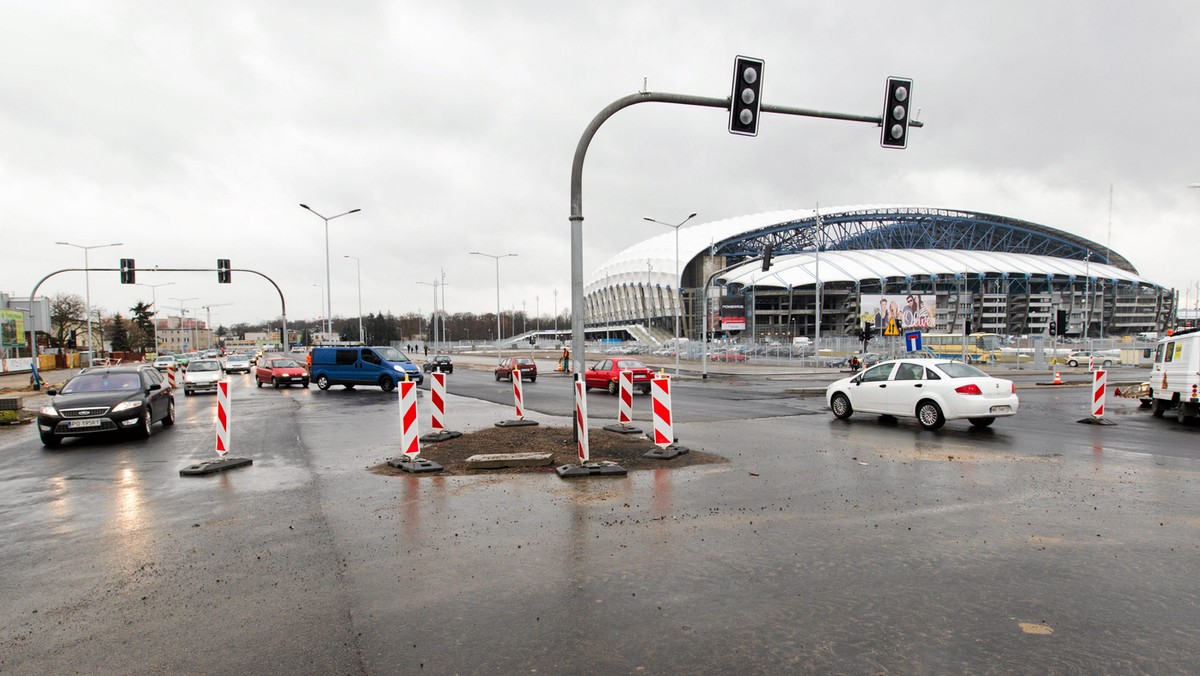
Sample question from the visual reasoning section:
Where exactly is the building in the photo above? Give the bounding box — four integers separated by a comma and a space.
585, 205, 1173, 342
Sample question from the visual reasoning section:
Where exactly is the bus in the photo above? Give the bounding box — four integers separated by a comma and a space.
919, 332, 1003, 363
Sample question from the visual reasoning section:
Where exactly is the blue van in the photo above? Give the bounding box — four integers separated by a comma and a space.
310, 346, 423, 391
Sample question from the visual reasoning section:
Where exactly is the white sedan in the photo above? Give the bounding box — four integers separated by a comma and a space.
825, 358, 1019, 430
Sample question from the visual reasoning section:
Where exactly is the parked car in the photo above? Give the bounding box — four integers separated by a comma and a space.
584, 358, 656, 395
422, 355, 454, 374
709, 349, 749, 363
495, 357, 538, 382
309, 346, 422, 391
173, 352, 199, 367
825, 358, 1019, 430
183, 359, 224, 396
153, 354, 176, 371
36, 365, 175, 446
224, 354, 252, 374
1066, 350, 1116, 368
255, 357, 309, 389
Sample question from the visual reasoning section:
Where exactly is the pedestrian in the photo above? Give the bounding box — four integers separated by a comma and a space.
424, 344, 429, 357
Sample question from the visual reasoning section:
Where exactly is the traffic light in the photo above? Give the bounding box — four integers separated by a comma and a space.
1048, 321, 1057, 336
761, 244, 774, 272
217, 259, 231, 284
728, 56, 764, 137
1056, 309, 1068, 334
862, 321, 876, 344
964, 318, 972, 335
880, 76, 913, 149
120, 258, 135, 284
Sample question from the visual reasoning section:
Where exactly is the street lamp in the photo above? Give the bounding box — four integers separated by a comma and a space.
470, 251, 517, 362
136, 281, 174, 353
168, 297, 198, 352
312, 284, 324, 343
300, 204, 361, 335
643, 212, 696, 375
57, 241, 123, 366
343, 255, 364, 343
417, 280, 439, 351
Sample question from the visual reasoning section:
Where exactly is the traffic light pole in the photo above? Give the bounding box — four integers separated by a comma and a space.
26, 266, 288, 389
569, 90, 924, 377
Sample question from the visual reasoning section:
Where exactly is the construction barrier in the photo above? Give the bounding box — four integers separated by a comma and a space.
215, 380, 230, 457
575, 376, 589, 462
167, 364, 177, 389
399, 380, 420, 458
1092, 369, 1107, 419
430, 372, 447, 431
617, 369, 634, 425
651, 375, 673, 448
1052, 370, 1063, 385
512, 367, 525, 420
1088, 355, 1095, 372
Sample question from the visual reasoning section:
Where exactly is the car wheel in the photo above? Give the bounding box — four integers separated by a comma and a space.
273, 378, 280, 389
162, 399, 176, 426
1102, 360, 1112, 367
40, 431, 62, 448
968, 417, 995, 428
1176, 402, 1189, 424
640, 385, 651, 395
1067, 360, 1078, 367
317, 375, 330, 390
256, 379, 262, 388
379, 377, 396, 393
830, 392, 853, 419
916, 400, 945, 430
135, 410, 153, 439
529, 376, 536, 383
495, 372, 502, 381
184, 389, 192, 396
608, 381, 619, 395
302, 380, 309, 388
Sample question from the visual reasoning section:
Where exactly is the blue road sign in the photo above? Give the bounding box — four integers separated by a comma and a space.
905, 331, 922, 352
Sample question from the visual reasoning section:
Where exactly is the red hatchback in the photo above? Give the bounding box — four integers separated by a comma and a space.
256, 357, 309, 388
495, 357, 538, 382
584, 358, 656, 395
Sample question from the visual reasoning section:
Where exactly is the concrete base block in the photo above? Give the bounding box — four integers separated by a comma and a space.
420, 429, 463, 443
644, 444, 690, 460
1077, 417, 1117, 426
180, 457, 253, 476
602, 423, 643, 434
555, 461, 628, 478
465, 452, 554, 469
495, 419, 539, 428
387, 455, 444, 473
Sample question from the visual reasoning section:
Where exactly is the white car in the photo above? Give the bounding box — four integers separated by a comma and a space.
224, 354, 252, 374
825, 358, 1019, 430
183, 359, 224, 396
153, 354, 176, 371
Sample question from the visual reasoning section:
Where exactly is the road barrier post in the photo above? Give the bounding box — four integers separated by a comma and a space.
603, 369, 642, 434
389, 378, 443, 472
180, 379, 253, 475
645, 374, 689, 459
421, 372, 461, 442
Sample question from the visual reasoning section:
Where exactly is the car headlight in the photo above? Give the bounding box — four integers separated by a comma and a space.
40, 405, 59, 417
112, 400, 143, 412
394, 365, 405, 372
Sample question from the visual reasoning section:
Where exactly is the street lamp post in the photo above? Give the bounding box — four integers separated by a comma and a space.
135, 281, 174, 354
56, 241, 123, 366
300, 204, 361, 335
312, 284, 324, 343
417, 280, 439, 351
168, 297, 198, 352
343, 255, 364, 343
470, 251, 517, 362
644, 212, 697, 375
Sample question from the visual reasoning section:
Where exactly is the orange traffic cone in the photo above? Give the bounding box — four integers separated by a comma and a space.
1052, 370, 1063, 385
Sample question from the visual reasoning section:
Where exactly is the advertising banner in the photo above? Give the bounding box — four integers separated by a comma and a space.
1, 309, 26, 347
719, 295, 746, 331
865, 294, 936, 331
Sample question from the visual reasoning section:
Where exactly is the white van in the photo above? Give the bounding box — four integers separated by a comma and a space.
1148, 329, 1200, 422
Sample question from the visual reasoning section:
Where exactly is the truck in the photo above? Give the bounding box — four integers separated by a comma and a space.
1148, 328, 1200, 423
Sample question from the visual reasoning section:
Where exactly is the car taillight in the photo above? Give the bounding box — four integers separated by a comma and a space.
955, 384, 982, 395
1012, 383, 1016, 394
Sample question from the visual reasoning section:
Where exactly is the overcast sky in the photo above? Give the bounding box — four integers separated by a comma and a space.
5, 1, 1200, 329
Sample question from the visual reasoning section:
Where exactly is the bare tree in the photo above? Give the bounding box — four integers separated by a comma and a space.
49, 292, 86, 349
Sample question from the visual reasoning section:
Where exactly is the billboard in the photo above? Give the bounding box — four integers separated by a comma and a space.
719, 295, 746, 331
1, 309, 26, 347
864, 294, 936, 331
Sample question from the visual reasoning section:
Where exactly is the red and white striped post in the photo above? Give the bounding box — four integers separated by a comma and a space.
167, 363, 177, 389
617, 369, 634, 425
429, 372, 447, 431
399, 379, 420, 458
1091, 369, 1107, 419
575, 376, 589, 462
651, 375, 673, 448
512, 367, 525, 420
215, 380, 230, 457
1088, 355, 1095, 372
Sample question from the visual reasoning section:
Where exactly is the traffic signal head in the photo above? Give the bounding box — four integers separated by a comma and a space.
120, 258, 135, 284
761, 244, 774, 272
728, 56, 764, 137
880, 76, 913, 149
217, 259, 231, 284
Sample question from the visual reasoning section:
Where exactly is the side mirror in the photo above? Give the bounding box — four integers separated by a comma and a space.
47, 388, 58, 396
148, 383, 162, 391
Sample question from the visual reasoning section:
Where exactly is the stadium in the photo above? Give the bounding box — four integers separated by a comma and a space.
584, 205, 1173, 344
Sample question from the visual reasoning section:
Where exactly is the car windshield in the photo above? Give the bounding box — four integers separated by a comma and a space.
376, 347, 410, 363
515, 359, 535, 365
934, 362, 988, 378
189, 361, 220, 372
62, 373, 141, 393
228, 356, 248, 362
271, 359, 300, 368
617, 360, 648, 369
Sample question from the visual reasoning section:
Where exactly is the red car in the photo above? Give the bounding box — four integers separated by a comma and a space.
256, 357, 309, 388
495, 357, 538, 382
584, 358, 656, 395
709, 350, 749, 363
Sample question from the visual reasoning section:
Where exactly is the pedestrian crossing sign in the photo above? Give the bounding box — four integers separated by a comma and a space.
884, 319, 900, 337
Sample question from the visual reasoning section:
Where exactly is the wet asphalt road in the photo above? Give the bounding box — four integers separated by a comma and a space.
1, 366, 1198, 673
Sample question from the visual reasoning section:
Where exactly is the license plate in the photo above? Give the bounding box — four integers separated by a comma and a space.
989, 405, 1011, 413
68, 418, 103, 429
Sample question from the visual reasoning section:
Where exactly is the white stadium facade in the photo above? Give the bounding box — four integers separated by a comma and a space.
584, 205, 1174, 343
